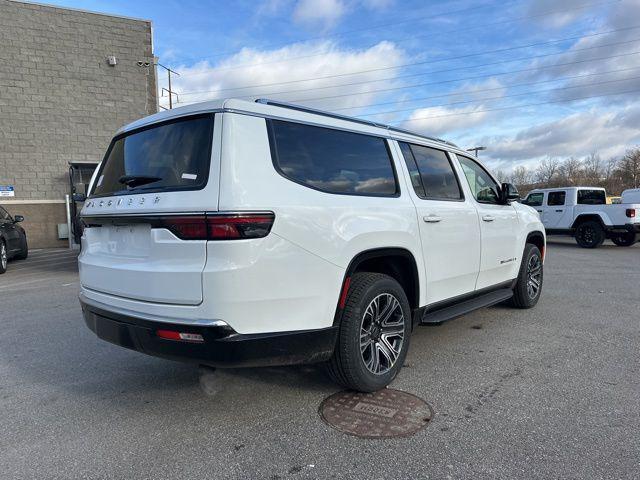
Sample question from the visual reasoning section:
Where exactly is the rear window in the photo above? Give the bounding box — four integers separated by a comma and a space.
577, 189, 606, 205
91, 115, 214, 197
267, 120, 398, 196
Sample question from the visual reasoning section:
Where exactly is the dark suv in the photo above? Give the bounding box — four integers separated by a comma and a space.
0, 206, 28, 274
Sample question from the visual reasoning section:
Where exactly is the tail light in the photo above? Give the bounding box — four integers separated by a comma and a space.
156, 329, 204, 343
626, 208, 636, 218
207, 214, 275, 240
160, 213, 275, 240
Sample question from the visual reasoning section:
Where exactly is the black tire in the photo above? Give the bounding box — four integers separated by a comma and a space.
511, 244, 543, 309
0, 240, 7, 274
15, 235, 28, 260
574, 221, 605, 248
611, 232, 636, 247
326, 272, 411, 392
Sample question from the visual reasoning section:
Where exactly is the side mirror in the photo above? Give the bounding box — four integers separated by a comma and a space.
13, 215, 24, 223
501, 183, 520, 203
72, 192, 87, 202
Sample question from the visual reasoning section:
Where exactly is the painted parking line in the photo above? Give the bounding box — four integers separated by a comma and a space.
0, 275, 77, 291
1, 264, 79, 281
24, 248, 78, 258
8, 257, 78, 270
20, 251, 78, 261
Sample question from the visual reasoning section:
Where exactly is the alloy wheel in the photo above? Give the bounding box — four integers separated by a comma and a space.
580, 226, 594, 244
359, 293, 405, 375
526, 254, 542, 299
1, 243, 6, 270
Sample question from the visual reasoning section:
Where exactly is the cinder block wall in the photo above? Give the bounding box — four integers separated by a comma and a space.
0, 0, 157, 248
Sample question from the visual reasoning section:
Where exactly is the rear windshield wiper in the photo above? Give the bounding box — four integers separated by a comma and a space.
118, 175, 163, 188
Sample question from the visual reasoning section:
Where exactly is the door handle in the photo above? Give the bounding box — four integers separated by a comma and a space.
423, 215, 442, 223
536, 210, 543, 213
482, 215, 495, 222
555, 209, 563, 212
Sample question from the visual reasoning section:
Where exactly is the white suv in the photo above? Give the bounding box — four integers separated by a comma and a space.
79, 99, 545, 392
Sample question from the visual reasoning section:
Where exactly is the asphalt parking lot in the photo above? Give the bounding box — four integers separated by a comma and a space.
1, 240, 638, 479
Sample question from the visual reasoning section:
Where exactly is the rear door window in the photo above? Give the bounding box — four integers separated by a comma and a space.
92, 114, 214, 197
547, 191, 566, 206
577, 189, 606, 205
398, 142, 463, 200
267, 120, 398, 196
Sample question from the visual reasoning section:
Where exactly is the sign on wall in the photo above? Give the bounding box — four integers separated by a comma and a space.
0, 185, 15, 197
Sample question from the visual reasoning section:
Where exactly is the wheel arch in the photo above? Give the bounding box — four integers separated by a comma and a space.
526, 230, 546, 259
571, 213, 608, 230
333, 248, 420, 326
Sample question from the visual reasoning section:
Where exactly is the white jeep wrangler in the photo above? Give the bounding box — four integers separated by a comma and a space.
79, 99, 545, 392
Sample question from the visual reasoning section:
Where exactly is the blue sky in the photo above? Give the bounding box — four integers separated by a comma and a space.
36, 0, 640, 172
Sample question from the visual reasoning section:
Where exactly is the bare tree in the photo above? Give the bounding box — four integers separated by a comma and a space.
582, 153, 603, 185
557, 157, 582, 185
534, 157, 560, 186
511, 165, 532, 188
493, 169, 509, 184
617, 148, 640, 190
603, 157, 620, 193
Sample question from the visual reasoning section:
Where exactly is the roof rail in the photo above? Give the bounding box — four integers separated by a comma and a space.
254, 98, 458, 148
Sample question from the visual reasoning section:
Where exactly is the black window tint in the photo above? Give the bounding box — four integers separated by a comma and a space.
269, 120, 398, 196
92, 115, 214, 197
524, 192, 544, 206
398, 142, 426, 198
547, 191, 566, 206
458, 156, 501, 204
408, 144, 462, 200
577, 189, 606, 205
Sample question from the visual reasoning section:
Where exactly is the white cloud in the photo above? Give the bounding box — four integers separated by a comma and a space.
398, 79, 506, 136
403, 0, 640, 158
402, 105, 489, 137
168, 41, 406, 111
524, 0, 640, 103
293, 0, 347, 29
482, 105, 640, 164
526, 0, 592, 28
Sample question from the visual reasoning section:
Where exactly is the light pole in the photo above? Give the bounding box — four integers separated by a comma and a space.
467, 146, 486, 157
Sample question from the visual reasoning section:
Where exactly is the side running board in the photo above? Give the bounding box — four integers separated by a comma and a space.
420, 288, 514, 325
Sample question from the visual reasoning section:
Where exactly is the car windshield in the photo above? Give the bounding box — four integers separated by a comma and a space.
91, 115, 214, 197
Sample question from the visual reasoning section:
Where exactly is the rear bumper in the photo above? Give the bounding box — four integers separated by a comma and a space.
608, 224, 640, 234
80, 297, 337, 368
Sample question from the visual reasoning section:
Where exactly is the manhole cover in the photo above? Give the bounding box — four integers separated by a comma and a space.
319, 389, 433, 438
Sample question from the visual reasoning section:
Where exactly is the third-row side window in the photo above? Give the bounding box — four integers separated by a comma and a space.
268, 120, 398, 196
398, 142, 463, 200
